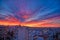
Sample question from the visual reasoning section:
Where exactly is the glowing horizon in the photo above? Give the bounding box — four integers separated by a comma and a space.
0, 0, 60, 27
0, 16, 60, 27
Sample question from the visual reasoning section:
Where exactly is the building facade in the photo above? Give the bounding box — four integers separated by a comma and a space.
0, 26, 60, 40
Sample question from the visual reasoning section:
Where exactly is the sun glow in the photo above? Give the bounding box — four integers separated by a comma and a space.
0, 17, 60, 27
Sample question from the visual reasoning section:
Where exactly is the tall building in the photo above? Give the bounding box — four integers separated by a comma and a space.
0, 26, 60, 40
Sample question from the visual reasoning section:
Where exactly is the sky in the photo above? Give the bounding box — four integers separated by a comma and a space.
0, 0, 60, 27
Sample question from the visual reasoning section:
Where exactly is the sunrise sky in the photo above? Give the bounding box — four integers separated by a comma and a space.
0, 0, 60, 27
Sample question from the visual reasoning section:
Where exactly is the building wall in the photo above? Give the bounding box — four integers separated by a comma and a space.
0, 26, 60, 40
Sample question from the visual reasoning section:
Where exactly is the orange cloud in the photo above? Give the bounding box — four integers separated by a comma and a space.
0, 16, 60, 27
0, 20, 21, 26
21, 17, 60, 27
21, 21, 60, 27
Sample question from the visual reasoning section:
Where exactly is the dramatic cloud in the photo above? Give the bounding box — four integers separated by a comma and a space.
0, 0, 60, 27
